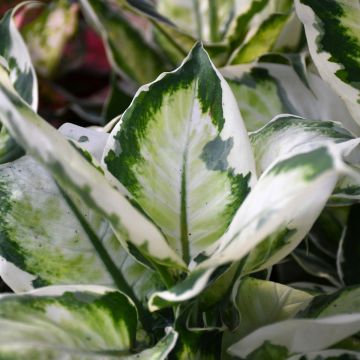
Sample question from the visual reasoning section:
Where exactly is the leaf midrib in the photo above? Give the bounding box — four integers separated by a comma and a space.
179, 81, 198, 264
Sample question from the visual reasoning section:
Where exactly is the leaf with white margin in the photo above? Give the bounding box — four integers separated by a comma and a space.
125, 328, 178, 360
222, 277, 312, 351
221, 63, 358, 134
227, 314, 360, 358
103, 43, 256, 264
226, 0, 297, 63
0, 285, 138, 359
157, 0, 236, 42
0, 64, 186, 271
0, 3, 38, 109
203, 145, 344, 273
22, 0, 78, 77
0, 155, 164, 316
295, 0, 360, 128
298, 285, 360, 319
0, 2, 39, 164
228, 13, 290, 64
250, 115, 360, 204
58, 123, 109, 162
79, 0, 166, 85
148, 146, 344, 310
250, 115, 353, 175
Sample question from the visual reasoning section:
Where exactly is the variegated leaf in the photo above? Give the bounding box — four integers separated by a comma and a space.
222, 277, 312, 348
0, 285, 138, 359
103, 43, 256, 264
295, 0, 360, 128
22, 0, 78, 77
228, 13, 290, 64
228, 314, 360, 358
249, 115, 360, 204
0, 64, 186, 271
0, 155, 164, 317
149, 146, 345, 310
0, 2, 38, 164
79, 0, 167, 85
221, 63, 358, 133
202, 146, 343, 273
157, 0, 235, 43
58, 123, 109, 162
0, 3, 38, 109
127, 328, 178, 360
298, 285, 360, 319
0, 123, 24, 163
250, 115, 353, 175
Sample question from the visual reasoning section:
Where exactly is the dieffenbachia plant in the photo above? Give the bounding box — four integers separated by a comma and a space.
1, 3, 360, 357
76, 0, 302, 87
295, 0, 360, 129
0, 2, 37, 164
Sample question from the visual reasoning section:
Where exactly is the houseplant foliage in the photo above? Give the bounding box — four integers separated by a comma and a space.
1, 1, 360, 359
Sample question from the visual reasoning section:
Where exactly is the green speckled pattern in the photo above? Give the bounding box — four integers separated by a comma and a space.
0, 286, 137, 359
0, 155, 163, 307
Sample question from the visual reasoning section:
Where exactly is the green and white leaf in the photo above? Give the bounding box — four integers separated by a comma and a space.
292, 247, 341, 287
0, 123, 24, 164
222, 277, 312, 358
149, 145, 346, 310
228, 313, 360, 358
58, 123, 110, 162
250, 114, 360, 205
0, 155, 164, 316
126, 328, 178, 360
202, 146, 344, 273
221, 63, 358, 133
250, 115, 354, 175
0, 2, 38, 109
103, 43, 256, 264
298, 285, 360, 319
0, 2, 39, 164
79, 0, 166, 85
22, 0, 78, 77
0, 285, 138, 359
295, 0, 360, 128
157, 0, 236, 43
228, 13, 291, 64
0, 64, 186, 271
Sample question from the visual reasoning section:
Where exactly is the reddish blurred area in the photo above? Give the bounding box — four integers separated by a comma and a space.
1, 1, 112, 128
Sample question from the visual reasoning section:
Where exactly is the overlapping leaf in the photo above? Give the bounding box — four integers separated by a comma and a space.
0, 2, 38, 163
221, 63, 358, 133
149, 145, 347, 310
0, 285, 138, 359
21, 0, 78, 77
0, 64, 186, 272
295, 0, 360, 128
80, 0, 167, 85
228, 314, 360, 358
103, 43, 256, 264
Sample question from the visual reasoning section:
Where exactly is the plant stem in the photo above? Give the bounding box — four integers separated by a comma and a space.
193, 0, 203, 41
208, 0, 219, 42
